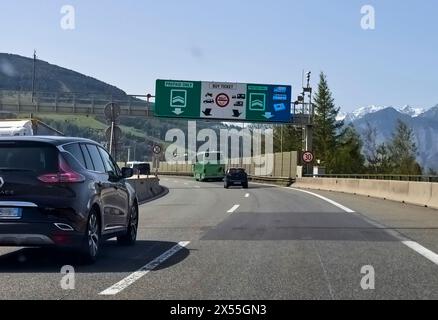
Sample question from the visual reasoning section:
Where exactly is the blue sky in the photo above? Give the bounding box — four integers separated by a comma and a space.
1, 0, 437, 112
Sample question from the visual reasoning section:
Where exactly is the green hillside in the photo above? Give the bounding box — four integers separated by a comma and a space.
0, 53, 127, 97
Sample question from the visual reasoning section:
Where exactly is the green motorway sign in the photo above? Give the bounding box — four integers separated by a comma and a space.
155, 79, 292, 123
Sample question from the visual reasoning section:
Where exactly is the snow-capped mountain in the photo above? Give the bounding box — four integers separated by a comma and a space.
398, 105, 426, 118
338, 105, 428, 122
343, 104, 438, 171
339, 105, 427, 122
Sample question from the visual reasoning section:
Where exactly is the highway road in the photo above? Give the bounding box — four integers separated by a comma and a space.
0, 176, 438, 300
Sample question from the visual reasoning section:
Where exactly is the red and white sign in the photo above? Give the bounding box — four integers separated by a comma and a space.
200, 82, 247, 120
215, 93, 230, 108
302, 151, 314, 164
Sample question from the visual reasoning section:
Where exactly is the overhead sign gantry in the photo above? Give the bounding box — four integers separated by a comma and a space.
154, 79, 292, 123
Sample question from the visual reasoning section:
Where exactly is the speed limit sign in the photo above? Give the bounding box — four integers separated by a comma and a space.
302, 151, 314, 164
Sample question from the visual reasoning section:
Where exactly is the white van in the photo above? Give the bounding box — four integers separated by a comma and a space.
0, 120, 33, 136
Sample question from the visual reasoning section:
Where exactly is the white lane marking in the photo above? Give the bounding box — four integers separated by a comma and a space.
289, 188, 355, 213
195, 186, 201, 189
250, 182, 355, 213
295, 187, 438, 267
99, 241, 190, 296
254, 182, 438, 267
184, 182, 189, 185
402, 241, 438, 265
361, 210, 438, 266
245, 193, 250, 198
227, 205, 240, 213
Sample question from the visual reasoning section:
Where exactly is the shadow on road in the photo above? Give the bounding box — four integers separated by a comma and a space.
0, 240, 190, 273
202, 211, 400, 242
245, 184, 277, 190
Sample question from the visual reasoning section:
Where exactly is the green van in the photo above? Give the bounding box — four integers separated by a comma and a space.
193, 151, 226, 182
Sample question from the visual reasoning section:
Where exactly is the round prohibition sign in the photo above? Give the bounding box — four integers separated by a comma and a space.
302, 151, 314, 164
153, 145, 162, 155
215, 93, 230, 108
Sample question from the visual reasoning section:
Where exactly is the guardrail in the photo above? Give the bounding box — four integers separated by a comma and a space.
305, 174, 438, 183
156, 171, 295, 187
157, 172, 192, 177
249, 176, 295, 187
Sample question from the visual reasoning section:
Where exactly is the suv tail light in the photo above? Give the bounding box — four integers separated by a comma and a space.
38, 155, 85, 184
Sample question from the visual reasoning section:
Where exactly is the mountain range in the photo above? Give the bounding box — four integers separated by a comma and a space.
337, 105, 427, 122
341, 104, 438, 172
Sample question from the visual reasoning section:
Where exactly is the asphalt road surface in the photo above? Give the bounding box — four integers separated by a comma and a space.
1, 176, 438, 300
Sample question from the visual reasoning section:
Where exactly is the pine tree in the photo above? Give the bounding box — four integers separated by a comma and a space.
329, 125, 365, 174
375, 143, 393, 174
388, 120, 422, 175
363, 122, 379, 172
313, 72, 344, 168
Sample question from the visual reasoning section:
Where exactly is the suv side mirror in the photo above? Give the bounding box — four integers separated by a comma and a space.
121, 167, 134, 178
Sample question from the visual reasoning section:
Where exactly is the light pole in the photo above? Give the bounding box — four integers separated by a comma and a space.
31, 50, 37, 103
294, 71, 313, 176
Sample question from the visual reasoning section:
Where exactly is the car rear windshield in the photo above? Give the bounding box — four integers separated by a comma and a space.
228, 168, 245, 174
0, 142, 58, 174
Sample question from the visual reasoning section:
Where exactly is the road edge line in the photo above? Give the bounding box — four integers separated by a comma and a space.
99, 241, 190, 296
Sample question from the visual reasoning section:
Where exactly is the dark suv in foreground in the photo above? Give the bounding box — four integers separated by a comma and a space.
224, 168, 248, 189
0, 137, 138, 263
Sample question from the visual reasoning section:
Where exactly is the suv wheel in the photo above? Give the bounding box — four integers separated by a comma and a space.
117, 205, 138, 246
81, 209, 100, 263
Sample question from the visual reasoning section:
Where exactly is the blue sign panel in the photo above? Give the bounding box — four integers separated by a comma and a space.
246, 84, 292, 122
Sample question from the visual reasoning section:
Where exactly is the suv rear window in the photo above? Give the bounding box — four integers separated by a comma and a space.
0, 143, 58, 174
228, 168, 245, 175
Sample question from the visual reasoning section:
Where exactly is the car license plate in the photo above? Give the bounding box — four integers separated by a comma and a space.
0, 208, 22, 219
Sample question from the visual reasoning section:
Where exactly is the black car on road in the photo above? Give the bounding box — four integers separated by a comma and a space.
224, 168, 248, 189
0, 137, 138, 263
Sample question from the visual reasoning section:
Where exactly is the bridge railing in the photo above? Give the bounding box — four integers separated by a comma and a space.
304, 174, 438, 183
0, 90, 313, 124
0, 90, 153, 116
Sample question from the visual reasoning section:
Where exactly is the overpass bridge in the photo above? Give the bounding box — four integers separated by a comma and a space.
0, 90, 314, 125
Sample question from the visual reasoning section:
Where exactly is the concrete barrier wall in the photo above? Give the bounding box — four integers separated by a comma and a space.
127, 177, 164, 203
428, 183, 438, 209
294, 178, 438, 209
155, 151, 298, 178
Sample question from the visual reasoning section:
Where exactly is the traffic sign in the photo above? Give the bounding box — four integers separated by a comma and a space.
155, 79, 292, 123
105, 125, 122, 141
200, 82, 247, 120
155, 80, 202, 118
302, 151, 314, 164
215, 93, 230, 108
104, 103, 121, 121
153, 144, 162, 155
